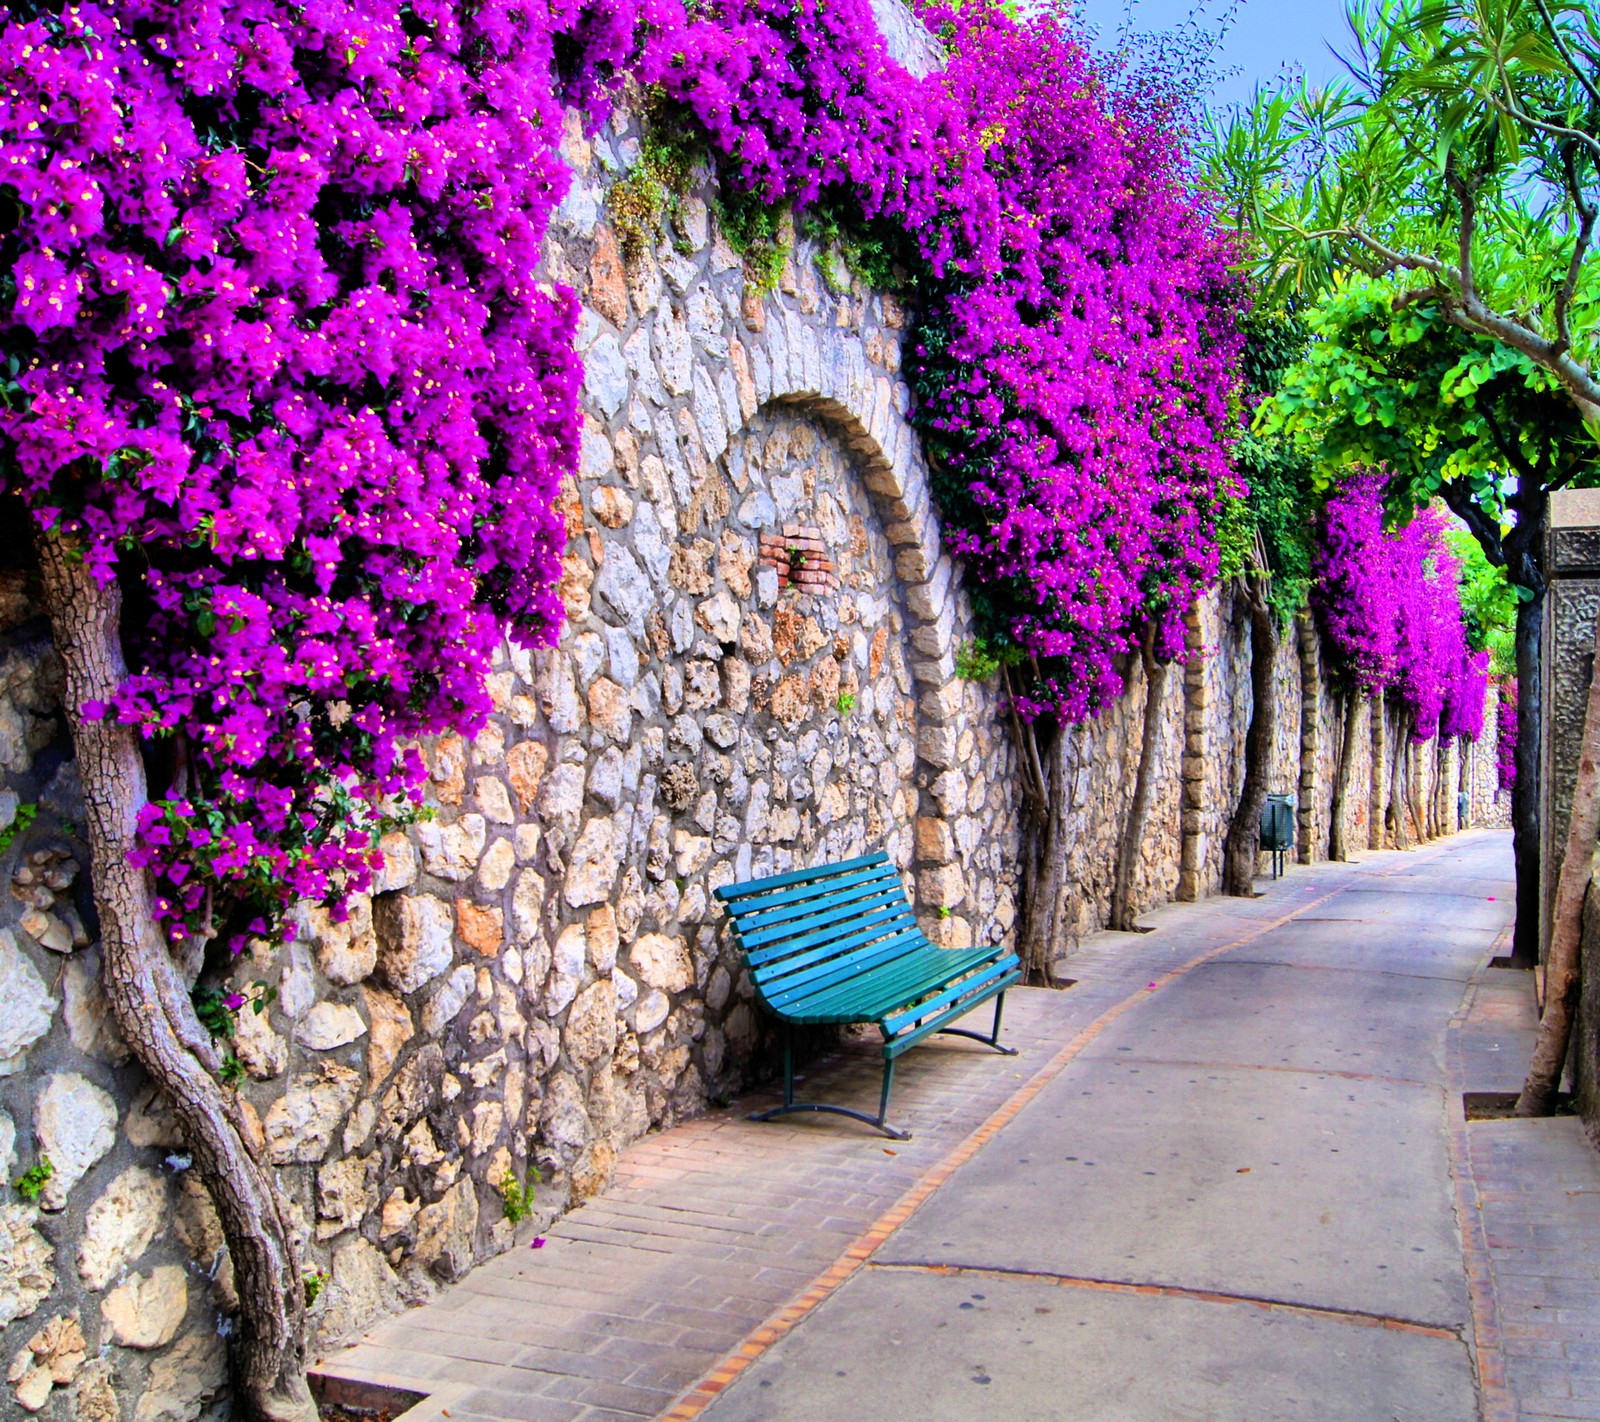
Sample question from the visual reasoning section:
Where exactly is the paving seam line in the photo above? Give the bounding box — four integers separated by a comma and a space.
865, 1260, 1464, 1338
657, 880, 1357, 1421
1214, 958, 1491, 984
1444, 936, 1518, 1422
1104, 1054, 1432, 1087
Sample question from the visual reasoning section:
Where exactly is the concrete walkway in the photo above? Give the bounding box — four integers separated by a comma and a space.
324, 830, 1600, 1421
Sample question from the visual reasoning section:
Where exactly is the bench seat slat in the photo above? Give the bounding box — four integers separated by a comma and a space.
713, 852, 890, 903
884, 963, 1024, 1058
881, 954, 1022, 1036
758, 927, 929, 1009
778, 945, 1005, 1023
804, 950, 1004, 1022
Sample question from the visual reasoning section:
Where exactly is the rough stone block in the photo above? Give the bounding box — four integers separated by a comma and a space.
917, 726, 959, 770
915, 817, 957, 864
374, 894, 454, 995
917, 863, 966, 909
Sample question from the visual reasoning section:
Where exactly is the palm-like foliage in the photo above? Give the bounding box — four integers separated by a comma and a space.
1213, 0, 1600, 426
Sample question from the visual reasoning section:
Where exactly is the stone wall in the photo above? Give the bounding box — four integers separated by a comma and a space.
0, 82, 1034, 1418
0, 49, 1509, 1422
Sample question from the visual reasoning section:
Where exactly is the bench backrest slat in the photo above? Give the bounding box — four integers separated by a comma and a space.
714, 851, 924, 998
761, 928, 927, 1011
754, 917, 923, 998
730, 864, 904, 935
742, 889, 913, 959
716, 852, 889, 903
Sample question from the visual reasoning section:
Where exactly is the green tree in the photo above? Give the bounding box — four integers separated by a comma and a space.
1447, 527, 1519, 676
1218, 312, 1321, 895
1219, 0, 1600, 425
1258, 283, 1590, 961
1212, 0, 1600, 969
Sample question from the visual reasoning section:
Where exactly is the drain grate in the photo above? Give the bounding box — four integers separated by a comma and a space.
1463, 1091, 1575, 1120
309, 1375, 428, 1422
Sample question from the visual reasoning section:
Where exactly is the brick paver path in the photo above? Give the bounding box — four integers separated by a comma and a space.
321, 830, 1600, 1422
319, 993, 1074, 1422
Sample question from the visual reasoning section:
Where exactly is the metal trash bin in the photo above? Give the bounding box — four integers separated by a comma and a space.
1260, 794, 1296, 879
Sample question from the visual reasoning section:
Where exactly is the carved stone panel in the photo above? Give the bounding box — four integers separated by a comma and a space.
1550, 527, 1600, 578
1542, 528, 1600, 952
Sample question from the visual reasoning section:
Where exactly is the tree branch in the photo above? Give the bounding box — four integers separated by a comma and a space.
1452, 286, 1600, 424
1478, 400, 1541, 487
1437, 480, 1508, 566
1556, 142, 1598, 355
1293, 209, 1600, 424
1534, 0, 1600, 110
1447, 157, 1479, 301
1488, 93, 1600, 165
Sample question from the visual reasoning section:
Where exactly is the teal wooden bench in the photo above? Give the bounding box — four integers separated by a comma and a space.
713, 851, 1022, 1140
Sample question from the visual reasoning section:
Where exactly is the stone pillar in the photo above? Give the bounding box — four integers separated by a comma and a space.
1176, 599, 1209, 901
1541, 489, 1600, 954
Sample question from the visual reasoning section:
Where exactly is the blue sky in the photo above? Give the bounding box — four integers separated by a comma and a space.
1072, 0, 1356, 110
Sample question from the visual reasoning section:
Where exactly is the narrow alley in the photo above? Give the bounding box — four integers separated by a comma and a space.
323, 830, 1599, 1421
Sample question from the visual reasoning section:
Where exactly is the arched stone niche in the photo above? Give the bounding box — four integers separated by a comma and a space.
707, 400, 922, 879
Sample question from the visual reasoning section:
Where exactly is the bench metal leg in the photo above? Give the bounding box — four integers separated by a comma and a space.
935, 991, 1019, 1056
748, 1026, 911, 1141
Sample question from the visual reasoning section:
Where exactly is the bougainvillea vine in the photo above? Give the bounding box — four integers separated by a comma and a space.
1, 0, 590, 953
1498, 678, 1520, 791
2, 0, 1251, 961
641, 0, 1246, 721
1311, 471, 1488, 740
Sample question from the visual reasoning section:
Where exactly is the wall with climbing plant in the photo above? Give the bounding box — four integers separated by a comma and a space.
0, 0, 1504, 1414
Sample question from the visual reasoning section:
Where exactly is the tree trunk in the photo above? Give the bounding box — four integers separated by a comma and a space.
1016, 724, 1070, 986
1510, 591, 1546, 967
1110, 639, 1169, 932
33, 532, 317, 1422
1223, 592, 1278, 896
1369, 691, 1388, 850
1417, 740, 1431, 839
1516, 607, 1600, 1115
1388, 716, 1413, 848
1329, 687, 1362, 861
1296, 610, 1320, 865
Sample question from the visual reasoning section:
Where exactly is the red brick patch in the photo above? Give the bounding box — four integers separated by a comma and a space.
758, 526, 839, 594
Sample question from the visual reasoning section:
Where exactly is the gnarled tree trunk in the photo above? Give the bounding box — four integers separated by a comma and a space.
1223, 584, 1278, 896
1517, 606, 1600, 1115
1510, 592, 1545, 967
1329, 687, 1363, 861
1369, 691, 1388, 850
1387, 715, 1413, 849
34, 531, 317, 1422
1110, 634, 1169, 932
1016, 716, 1069, 987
